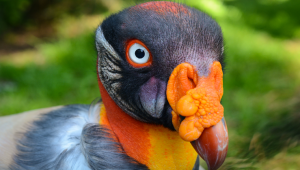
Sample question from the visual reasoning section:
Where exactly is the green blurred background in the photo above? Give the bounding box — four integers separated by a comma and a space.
0, 0, 300, 169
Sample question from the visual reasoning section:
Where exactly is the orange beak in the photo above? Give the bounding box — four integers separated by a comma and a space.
167, 62, 228, 170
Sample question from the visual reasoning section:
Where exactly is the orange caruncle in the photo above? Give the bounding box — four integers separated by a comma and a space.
167, 61, 224, 141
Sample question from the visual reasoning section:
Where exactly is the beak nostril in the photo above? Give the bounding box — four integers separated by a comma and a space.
188, 77, 197, 87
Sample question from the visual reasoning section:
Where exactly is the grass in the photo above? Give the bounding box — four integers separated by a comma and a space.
1, 0, 300, 169
0, 33, 99, 115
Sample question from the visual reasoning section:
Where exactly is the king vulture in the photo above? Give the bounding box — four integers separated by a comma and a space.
0, 1, 228, 170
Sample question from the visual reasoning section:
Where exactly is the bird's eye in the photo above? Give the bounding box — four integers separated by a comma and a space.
126, 39, 152, 68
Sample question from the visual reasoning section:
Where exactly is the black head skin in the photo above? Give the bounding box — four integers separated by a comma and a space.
96, 1, 224, 130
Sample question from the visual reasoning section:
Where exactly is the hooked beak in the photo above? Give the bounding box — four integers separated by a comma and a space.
167, 62, 228, 170
191, 117, 228, 170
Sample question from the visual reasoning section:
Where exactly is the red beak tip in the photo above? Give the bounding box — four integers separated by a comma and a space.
191, 117, 228, 170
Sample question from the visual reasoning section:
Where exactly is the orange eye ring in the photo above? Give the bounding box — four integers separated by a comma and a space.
126, 39, 152, 68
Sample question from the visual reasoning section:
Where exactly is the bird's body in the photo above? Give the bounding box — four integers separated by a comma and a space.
0, 106, 63, 168
0, 2, 228, 170
0, 105, 95, 170
0, 102, 198, 170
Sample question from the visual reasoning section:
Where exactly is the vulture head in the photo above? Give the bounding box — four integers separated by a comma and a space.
96, 2, 228, 170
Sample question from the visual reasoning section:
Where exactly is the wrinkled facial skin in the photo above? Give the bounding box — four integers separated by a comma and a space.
96, 2, 224, 130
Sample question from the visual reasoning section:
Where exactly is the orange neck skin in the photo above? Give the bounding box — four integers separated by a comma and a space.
97, 79, 197, 169
98, 80, 151, 165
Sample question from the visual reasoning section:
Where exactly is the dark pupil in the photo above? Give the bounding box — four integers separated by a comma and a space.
135, 49, 145, 59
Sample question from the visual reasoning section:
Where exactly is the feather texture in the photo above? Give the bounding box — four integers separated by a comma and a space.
1, 102, 146, 170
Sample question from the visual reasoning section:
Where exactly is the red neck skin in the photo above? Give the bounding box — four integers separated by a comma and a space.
97, 78, 151, 165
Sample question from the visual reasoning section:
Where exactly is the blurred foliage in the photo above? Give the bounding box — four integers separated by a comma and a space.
1, 0, 300, 169
223, 0, 300, 39
187, 0, 300, 168
0, 0, 108, 36
0, 33, 99, 115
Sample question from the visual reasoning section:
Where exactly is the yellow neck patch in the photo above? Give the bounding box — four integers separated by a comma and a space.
146, 124, 198, 169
